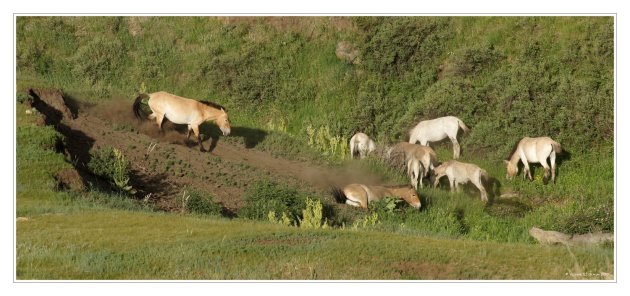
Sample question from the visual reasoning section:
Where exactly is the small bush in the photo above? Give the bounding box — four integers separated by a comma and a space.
87, 147, 135, 194
368, 196, 404, 216
561, 203, 614, 235
179, 187, 223, 216
240, 180, 307, 224
16, 92, 33, 104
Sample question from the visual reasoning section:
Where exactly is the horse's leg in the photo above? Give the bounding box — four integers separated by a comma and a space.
433, 173, 443, 188
155, 113, 165, 133
550, 150, 557, 183
475, 174, 488, 202
186, 125, 193, 141
520, 156, 532, 180
450, 136, 461, 159
407, 159, 418, 190
191, 125, 205, 152
449, 177, 456, 193
540, 157, 551, 184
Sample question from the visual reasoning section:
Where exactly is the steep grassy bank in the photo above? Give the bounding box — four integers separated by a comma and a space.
16, 16, 613, 154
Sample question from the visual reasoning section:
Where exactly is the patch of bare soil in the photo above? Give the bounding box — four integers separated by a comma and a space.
30, 89, 387, 214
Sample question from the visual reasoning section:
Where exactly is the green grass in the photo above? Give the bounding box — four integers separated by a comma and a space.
16, 210, 613, 280
14, 101, 614, 280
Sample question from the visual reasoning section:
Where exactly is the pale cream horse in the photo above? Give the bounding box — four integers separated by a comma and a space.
408, 116, 469, 159
332, 184, 421, 210
349, 132, 376, 159
133, 91, 231, 151
505, 136, 562, 183
387, 142, 438, 190
433, 160, 489, 202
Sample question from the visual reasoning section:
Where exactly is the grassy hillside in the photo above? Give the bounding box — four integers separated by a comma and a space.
16, 16, 613, 155
15, 16, 614, 279
14, 106, 613, 279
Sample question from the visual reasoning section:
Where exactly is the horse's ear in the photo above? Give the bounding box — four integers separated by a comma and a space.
221, 108, 226, 113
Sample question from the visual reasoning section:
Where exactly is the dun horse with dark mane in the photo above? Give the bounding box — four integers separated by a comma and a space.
332, 183, 421, 210
133, 91, 231, 151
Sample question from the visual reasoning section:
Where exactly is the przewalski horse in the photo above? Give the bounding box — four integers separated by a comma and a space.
408, 116, 469, 159
433, 160, 489, 203
349, 132, 376, 159
332, 184, 421, 210
505, 136, 563, 183
133, 91, 231, 152
386, 142, 439, 190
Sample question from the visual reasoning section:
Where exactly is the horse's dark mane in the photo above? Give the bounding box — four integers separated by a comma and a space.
199, 100, 226, 111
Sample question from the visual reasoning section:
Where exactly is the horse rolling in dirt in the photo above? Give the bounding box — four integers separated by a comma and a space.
332, 184, 421, 210
408, 116, 469, 159
387, 142, 439, 190
133, 91, 231, 152
349, 132, 376, 159
505, 136, 562, 184
433, 160, 489, 203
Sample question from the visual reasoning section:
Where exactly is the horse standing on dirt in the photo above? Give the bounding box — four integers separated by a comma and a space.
433, 160, 489, 203
133, 91, 231, 152
332, 183, 421, 210
349, 132, 376, 159
387, 142, 439, 190
505, 136, 562, 183
408, 116, 469, 159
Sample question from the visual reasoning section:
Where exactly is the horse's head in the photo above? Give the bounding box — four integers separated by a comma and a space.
402, 186, 421, 210
217, 108, 231, 136
504, 160, 517, 180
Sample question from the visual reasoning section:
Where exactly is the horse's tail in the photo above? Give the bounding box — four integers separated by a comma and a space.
458, 118, 470, 134
551, 141, 563, 154
368, 139, 376, 154
331, 186, 347, 204
349, 135, 357, 158
480, 169, 489, 182
133, 93, 150, 119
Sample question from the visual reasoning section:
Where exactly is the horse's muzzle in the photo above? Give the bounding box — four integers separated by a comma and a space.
221, 128, 231, 136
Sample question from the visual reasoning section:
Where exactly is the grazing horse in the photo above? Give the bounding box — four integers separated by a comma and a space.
349, 132, 376, 159
433, 160, 489, 202
408, 116, 469, 159
386, 142, 439, 189
505, 136, 562, 183
133, 91, 231, 151
332, 184, 421, 210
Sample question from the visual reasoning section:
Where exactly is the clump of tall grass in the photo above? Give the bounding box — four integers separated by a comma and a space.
87, 147, 135, 195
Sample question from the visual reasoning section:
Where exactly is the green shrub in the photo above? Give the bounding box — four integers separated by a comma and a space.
87, 147, 134, 194
178, 187, 223, 216
240, 180, 307, 224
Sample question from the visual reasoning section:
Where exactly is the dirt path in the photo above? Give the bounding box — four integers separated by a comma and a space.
34, 92, 386, 213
